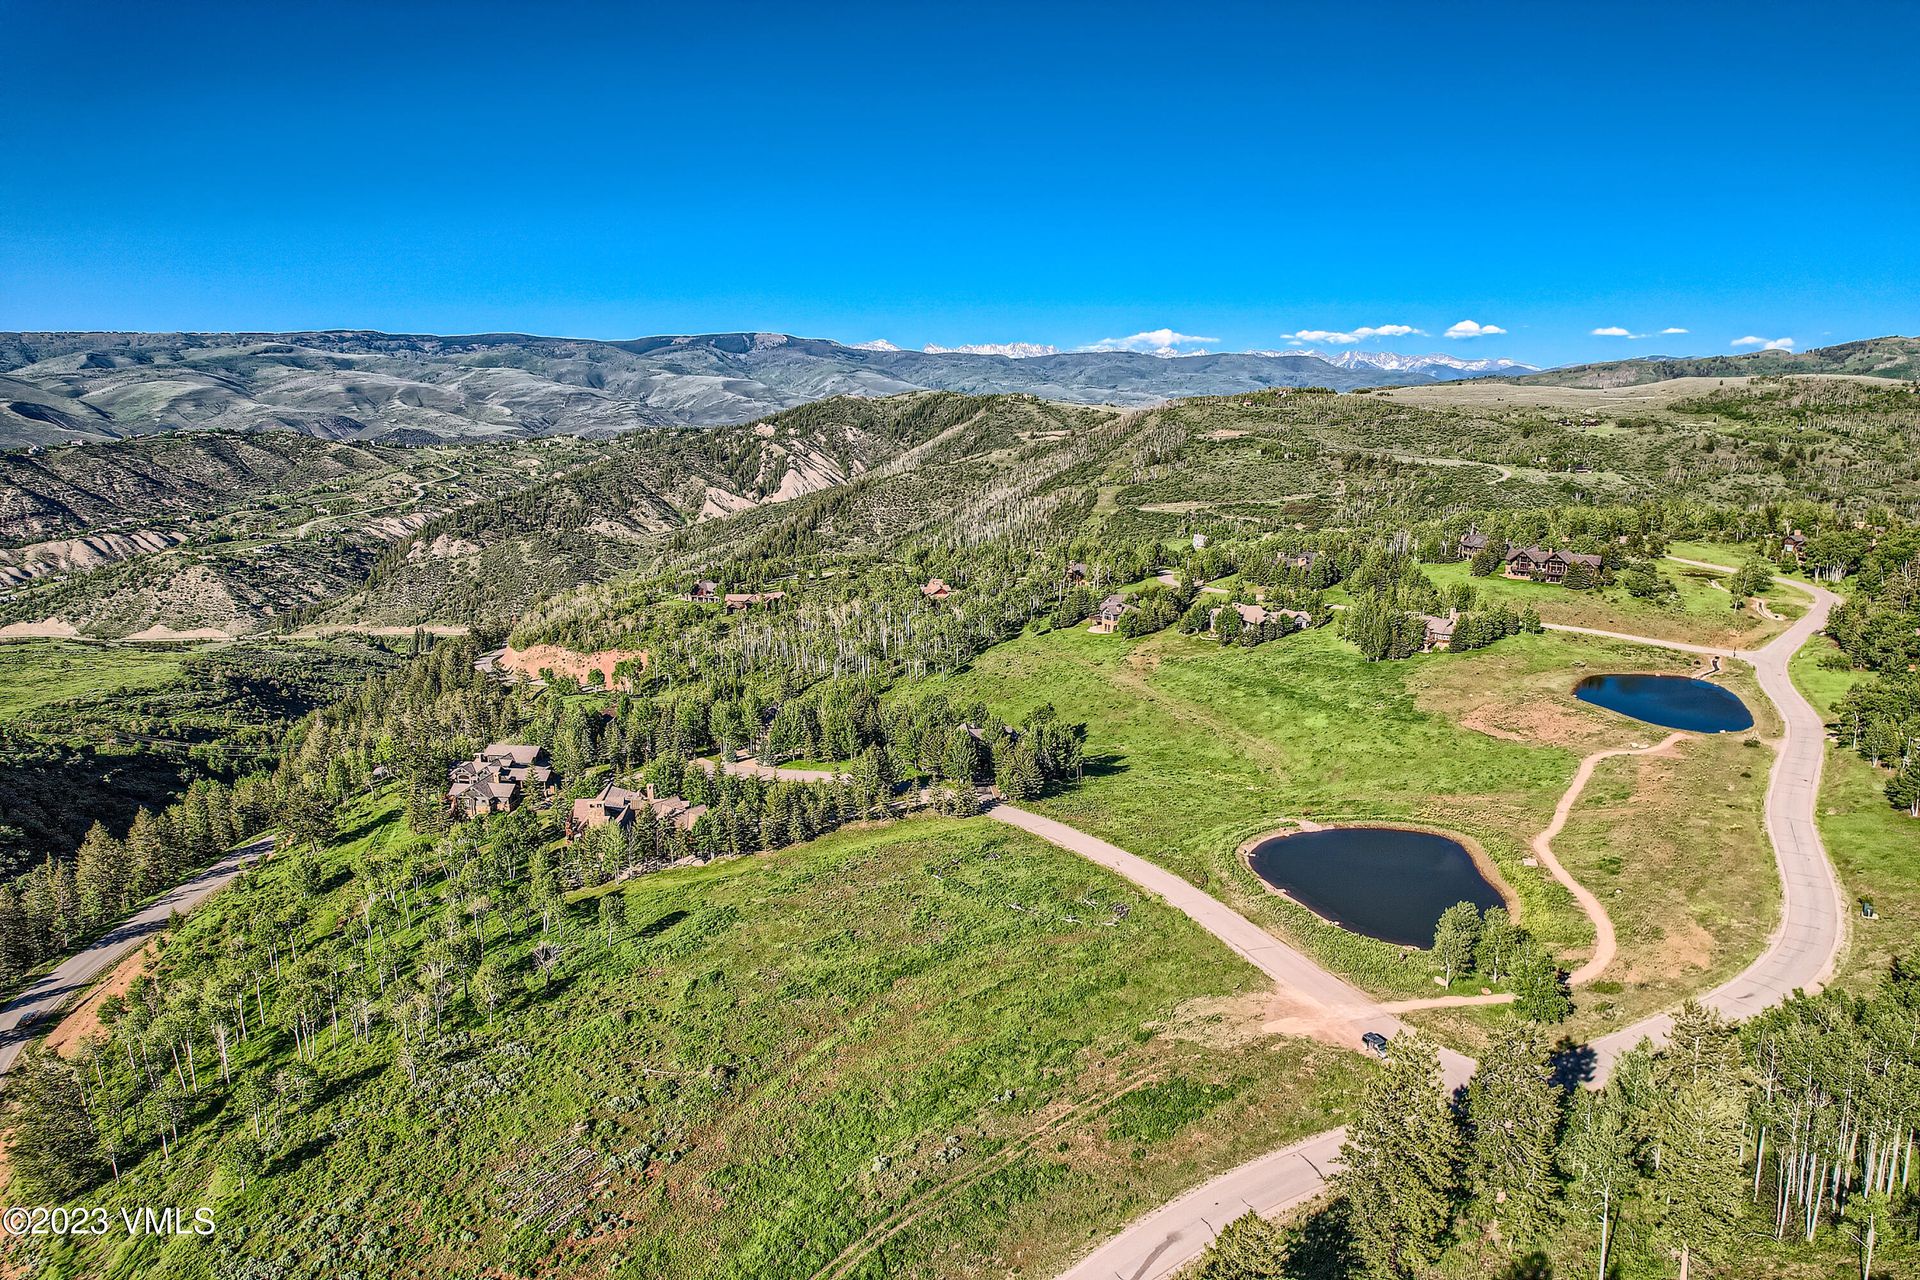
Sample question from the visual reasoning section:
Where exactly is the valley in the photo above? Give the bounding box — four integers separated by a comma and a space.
1, 345, 1915, 1280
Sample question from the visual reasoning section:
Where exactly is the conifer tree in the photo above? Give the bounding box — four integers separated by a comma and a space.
1334, 1033, 1463, 1278
1467, 1022, 1564, 1248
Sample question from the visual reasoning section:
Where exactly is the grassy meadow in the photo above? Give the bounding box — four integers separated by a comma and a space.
1423, 558, 1796, 648
1789, 634, 1920, 990
0, 640, 201, 721
911, 620, 1784, 1016
13, 799, 1365, 1280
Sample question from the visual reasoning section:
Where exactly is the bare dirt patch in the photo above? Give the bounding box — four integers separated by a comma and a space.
44, 940, 156, 1057
500, 644, 648, 691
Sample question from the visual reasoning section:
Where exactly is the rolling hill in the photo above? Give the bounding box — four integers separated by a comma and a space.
0, 330, 1515, 448
1509, 335, 1920, 388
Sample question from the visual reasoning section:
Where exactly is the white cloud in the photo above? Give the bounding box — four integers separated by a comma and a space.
1278, 323, 1426, 346
1445, 319, 1506, 340
1594, 325, 1688, 340
1084, 328, 1220, 356
1732, 335, 1795, 350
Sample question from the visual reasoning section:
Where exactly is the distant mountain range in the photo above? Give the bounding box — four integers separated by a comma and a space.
1509, 336, 1920, 388
1300, 350, 1537, 376
0, 330, 1528, 448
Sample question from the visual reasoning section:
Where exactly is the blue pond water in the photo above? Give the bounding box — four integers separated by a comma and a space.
1246, 827, 1504, 948
1574, 673, 1754, 733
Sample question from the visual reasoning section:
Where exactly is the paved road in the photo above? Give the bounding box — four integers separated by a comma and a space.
988, 805, 1471, 1280
0, 836, 272, 1080
1036, 565, 1847, 1280
1587, 573, 1847, 1072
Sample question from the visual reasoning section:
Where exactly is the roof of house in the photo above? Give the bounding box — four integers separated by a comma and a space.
1506, 545, 1603, 568
480, 743, 543, 767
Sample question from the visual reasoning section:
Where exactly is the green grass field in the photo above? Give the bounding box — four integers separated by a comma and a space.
1423, 559, 1794, 648
0, 640, 200, 721
912, 622, 1783, 1012
22, 799, 1364, 1280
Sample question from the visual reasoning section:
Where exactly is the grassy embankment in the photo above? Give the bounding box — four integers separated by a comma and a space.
13, 795, 1362, 1280
913, 618, 1780, 1045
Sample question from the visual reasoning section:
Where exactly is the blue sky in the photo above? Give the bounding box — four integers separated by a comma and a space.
2, 1, 1915, 367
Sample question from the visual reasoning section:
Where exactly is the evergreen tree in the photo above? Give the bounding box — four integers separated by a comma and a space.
5, 1047, 105, 1197
1511, 941, 1573, 1023
1333, 1033, 1463, 1278
1466, 1023, 1564, 1248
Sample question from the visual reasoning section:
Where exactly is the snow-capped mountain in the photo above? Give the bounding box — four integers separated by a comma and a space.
1308, 350, 1538, 377
923, 342, 1060, 358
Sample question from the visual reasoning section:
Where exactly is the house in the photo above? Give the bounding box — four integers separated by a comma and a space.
921, 577, 952, 600
1088, 593, 1134, 634
1503, 545, 1603, 585
568, 780, 709, 838
687, 579, 720, 604
1782, 530, 1808, 560
1458, 531, 1490, 556
1065, 561, 1090, 585
1420, 611, 1459, 652
1209, 602, 1311, 633
448, 743, 553, 818
723, 590, 786, 611
1280, 550, 1321, 571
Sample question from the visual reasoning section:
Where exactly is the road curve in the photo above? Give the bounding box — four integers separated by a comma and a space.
1587, 572, 1847, 1072
1035, 565, 1846, 1280
0, 836, 273, 1080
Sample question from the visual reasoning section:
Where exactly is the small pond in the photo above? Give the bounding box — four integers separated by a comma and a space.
1573, 673, 1754, 733
1246, 827, 1505, 948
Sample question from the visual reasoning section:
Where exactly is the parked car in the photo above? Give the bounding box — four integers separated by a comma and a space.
1361, 1031, 1390, 1059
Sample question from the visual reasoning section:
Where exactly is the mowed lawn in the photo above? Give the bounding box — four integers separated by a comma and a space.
42, 806, 1362, 1280
0, 639, 196, 720
1790, 635, 1920, 990
914, 621, 1783, 1007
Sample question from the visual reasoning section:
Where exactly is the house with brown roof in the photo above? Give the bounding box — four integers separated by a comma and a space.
448, 743, 554, 818
1503, 545, 1603, 584
686, 579, 721, 604
1782, 529, 1808, 560
723, 590, 786, 611
921, 577, 952, 600
1419, 611, 1459, 652
1088, 593, 1134, 634
1065, 561, 1090, 585
1209, 602, 1312, 633
1458, 531, 1490, 556
567, 780, 708, 838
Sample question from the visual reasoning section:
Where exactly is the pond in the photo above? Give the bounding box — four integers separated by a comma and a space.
1245, 827, 1505, 948
1573, 673, 1754, 733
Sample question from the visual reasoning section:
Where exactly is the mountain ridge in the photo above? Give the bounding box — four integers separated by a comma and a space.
0, 329, 1514, 448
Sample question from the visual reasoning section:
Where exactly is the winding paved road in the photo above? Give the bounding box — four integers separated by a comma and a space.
1029, 566, 1847, 1280
0, 836, 272, 1080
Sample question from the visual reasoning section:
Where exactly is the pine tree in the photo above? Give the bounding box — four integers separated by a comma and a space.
1467, 1023, 1564, 1248
1334, 1033, 1463, 1278
1511, 940, 1573, 1023
5, 1047, 105, 1197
